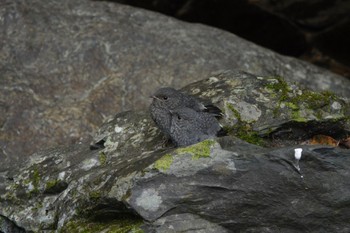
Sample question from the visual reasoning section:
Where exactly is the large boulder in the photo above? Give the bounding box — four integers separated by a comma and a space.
1, 0, 350, 170
110, 0, 350, 77
1, 71, 349, 232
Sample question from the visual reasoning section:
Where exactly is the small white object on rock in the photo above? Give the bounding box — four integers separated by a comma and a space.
294, 148, 303, 160
331, 101, 342, 110
114, 126, 123, 133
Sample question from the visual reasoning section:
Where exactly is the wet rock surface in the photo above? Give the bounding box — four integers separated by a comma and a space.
1, 71, 349, 232
2, 0, 350, 171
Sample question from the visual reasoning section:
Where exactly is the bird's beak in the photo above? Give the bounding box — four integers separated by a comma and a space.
150, 95, 160, 100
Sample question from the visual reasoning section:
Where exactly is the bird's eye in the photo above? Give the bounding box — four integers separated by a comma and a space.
163, 96, 168, 100
177, 115, 181, 120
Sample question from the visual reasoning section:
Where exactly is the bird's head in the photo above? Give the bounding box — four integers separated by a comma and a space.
150, 87, 182, 109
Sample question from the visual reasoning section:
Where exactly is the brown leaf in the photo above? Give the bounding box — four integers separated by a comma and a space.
307, 134, 339, 147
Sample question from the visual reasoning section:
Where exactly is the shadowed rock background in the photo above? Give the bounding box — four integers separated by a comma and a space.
105, 0, 350, 78
1, 0, 350, 170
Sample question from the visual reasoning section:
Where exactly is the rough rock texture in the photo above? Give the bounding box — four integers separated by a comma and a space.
1, 71, 349, 232
2, 0, 350, 171
111, 0, 350, 77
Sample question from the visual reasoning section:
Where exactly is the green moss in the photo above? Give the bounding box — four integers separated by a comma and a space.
177, 140, 216, 160
296, 90, 336, 108
235, 124, 265, 146
99, 152, 107, 166
61, 219, 143, 233
282, 102, 305, 122
285, 90, 337, 121
46, 179, 60, 190
2, 192, 17, 204
33, 167, 40, 186
265, 76, 290, 101
89, 191, 101, 200
284, 102, 298, 110
154, 154, 173, 171
226, 103, 241, 121
266, 77, 338, 120
28, 166, 41, 195
225, 104, 265, 146
36, 202, 44, 209
266, 77, 292, 117
290, 109, 308, 122
1, 182, 22, 204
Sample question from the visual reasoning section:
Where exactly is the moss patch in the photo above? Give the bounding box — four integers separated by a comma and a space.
61, 218, 143, 233
44, 178, 68, 194
225, 103, 265, 146
226, 103, 241, 121
99, 152, 107, 166
294, 90, 336, 109
45, 179, 60, 190
235, 125, 265, 146
265, 77, 338, 120
154, 154, 173, 171
177, 140, 216, 160
27, 166, 41, 195
89, 191, 102, 200
265, 76, 290, 100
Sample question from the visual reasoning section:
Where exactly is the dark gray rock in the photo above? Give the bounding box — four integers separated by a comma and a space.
0, 216, 26, 233
1, 0, 350, 172
111, 0, 350, 77
130, 142, 350, 233
1, 71, 349, 232
150, 213, 229, 233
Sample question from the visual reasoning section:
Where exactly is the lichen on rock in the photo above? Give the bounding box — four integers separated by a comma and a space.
154, 154, 173, 172
176, 139, 216, 160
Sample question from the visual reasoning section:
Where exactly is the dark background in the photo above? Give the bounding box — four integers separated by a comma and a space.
100, 0, 350, 79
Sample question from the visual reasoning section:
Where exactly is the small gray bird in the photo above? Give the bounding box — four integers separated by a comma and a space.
149, 87, 221, 137
169, 107, 222, 147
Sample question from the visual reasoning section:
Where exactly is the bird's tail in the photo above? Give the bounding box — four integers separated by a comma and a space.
204, 104, 223, 118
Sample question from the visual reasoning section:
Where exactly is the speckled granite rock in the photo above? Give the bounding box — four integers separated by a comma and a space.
1, 0, 350, 171
1, 71, 349, 232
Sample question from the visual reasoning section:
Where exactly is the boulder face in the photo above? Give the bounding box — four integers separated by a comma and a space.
1, 71, 349, 232
109, 0, 350, 78
2, 0, 350, 170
